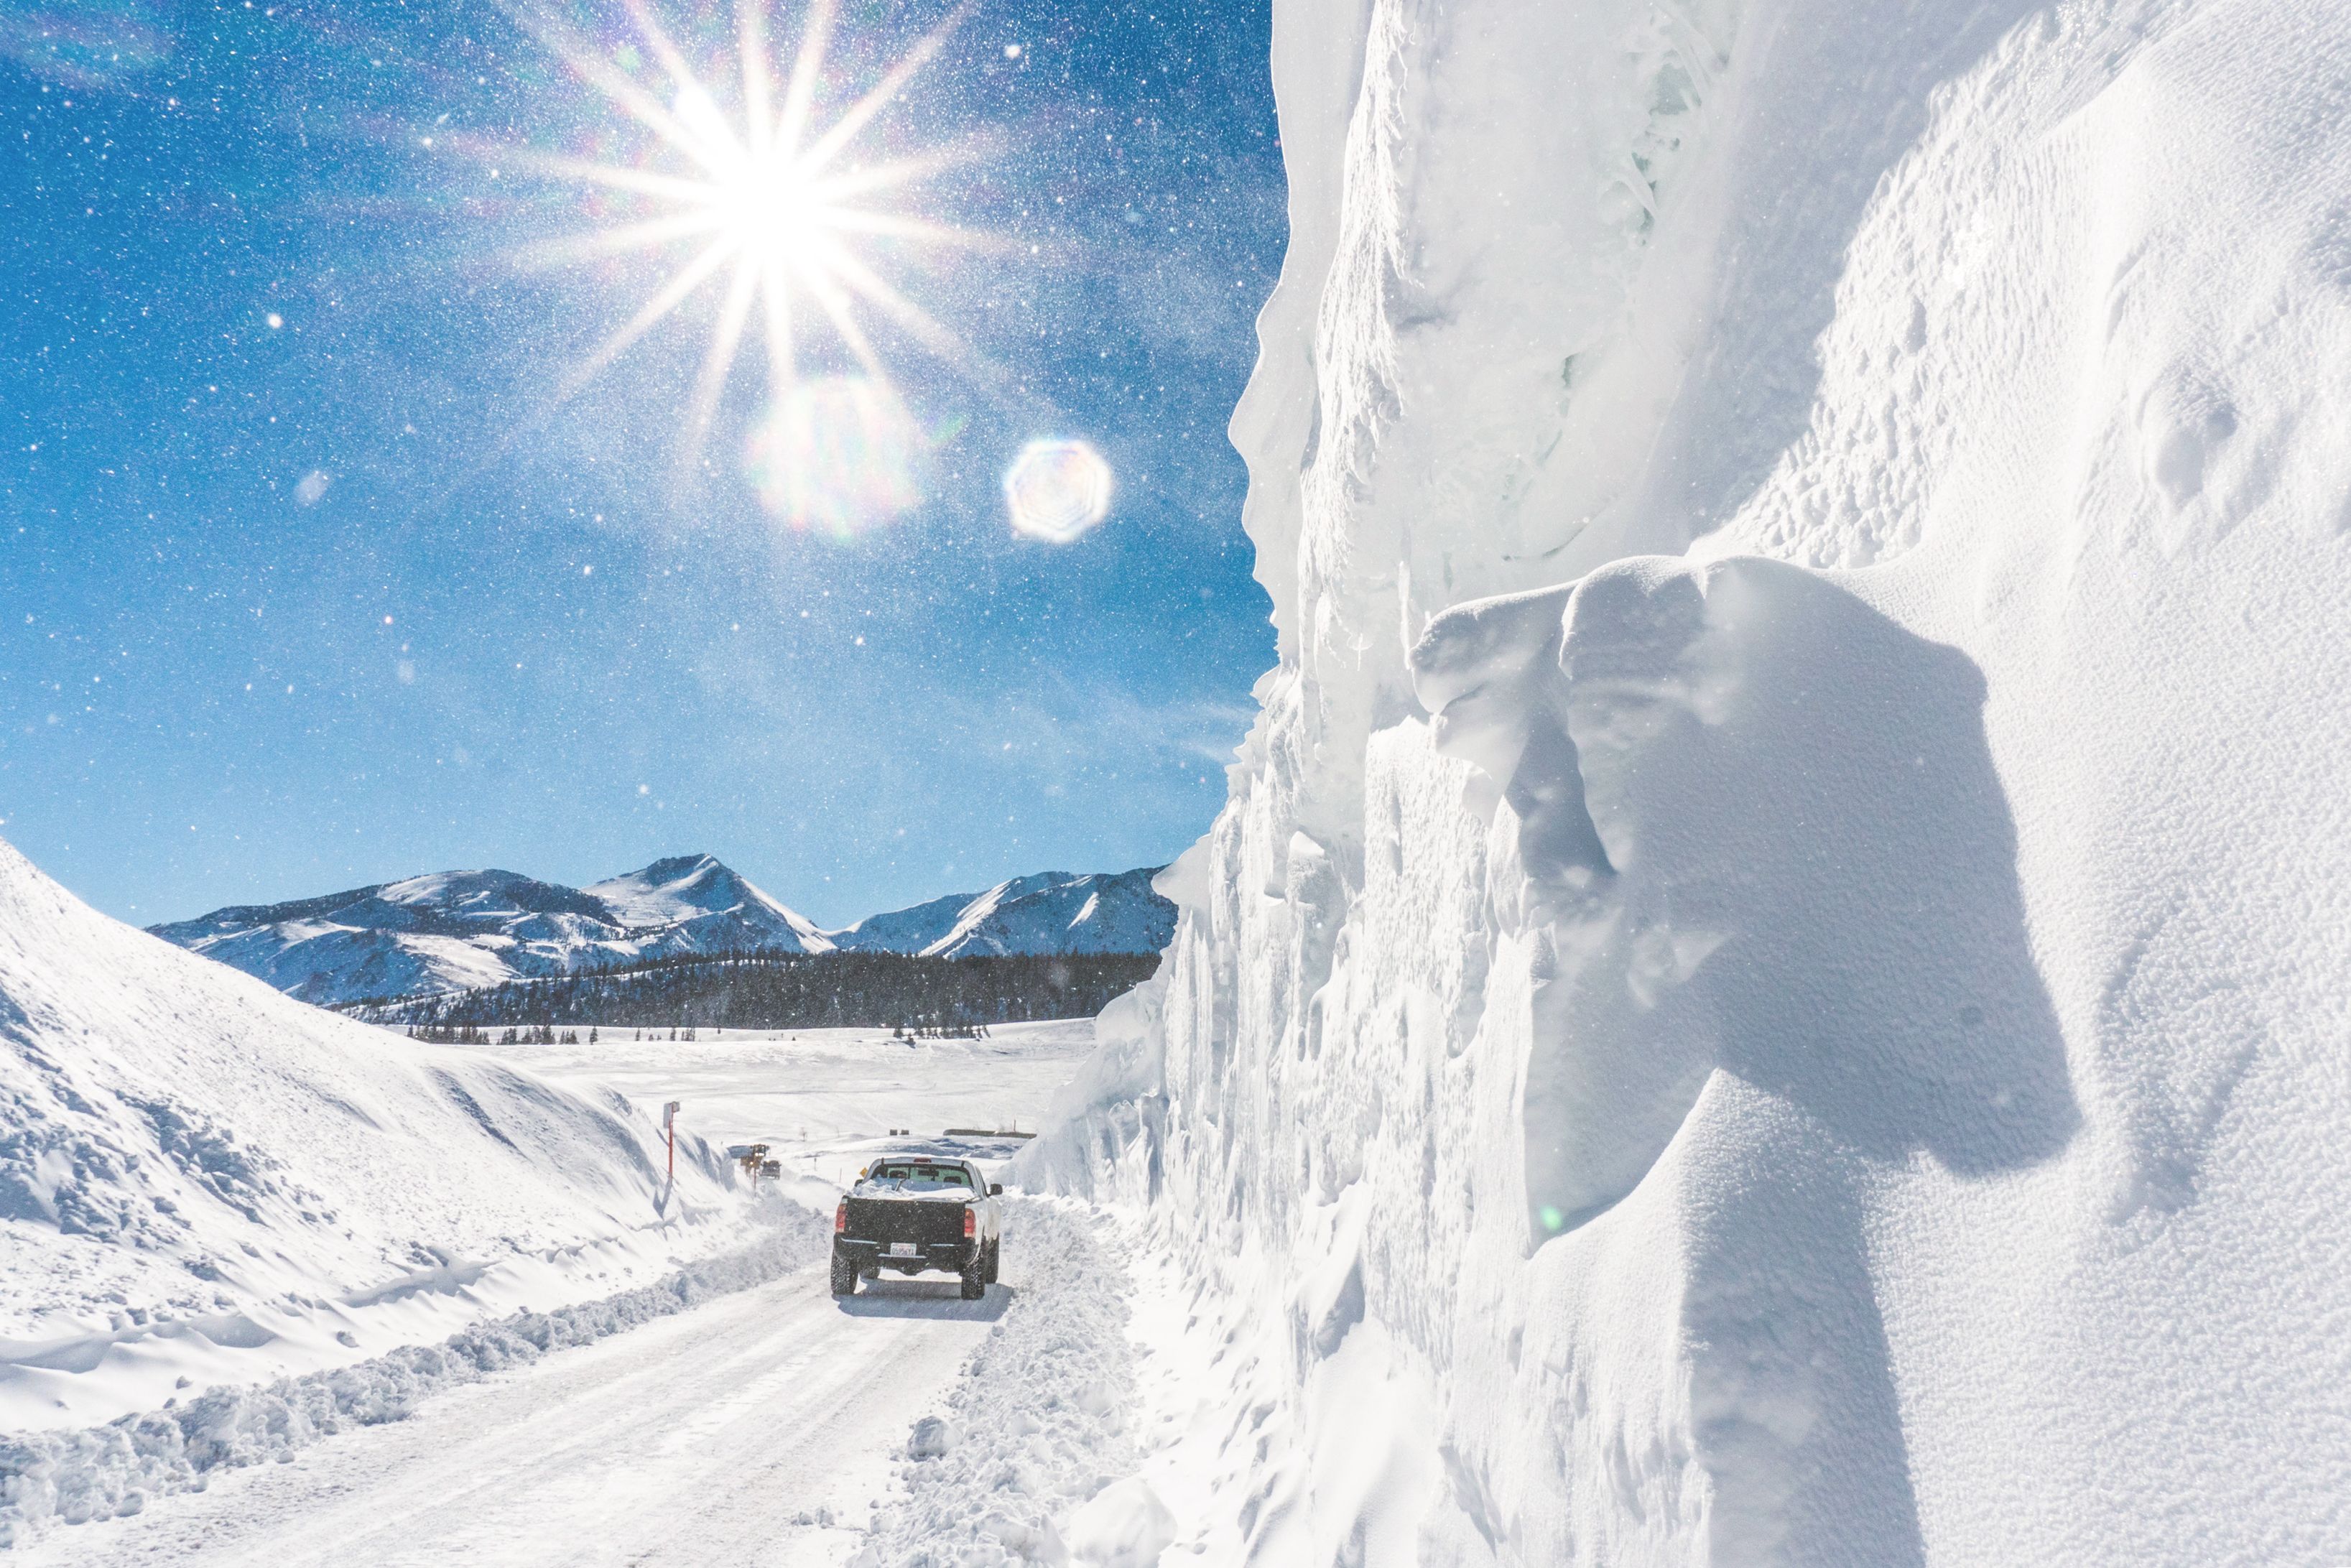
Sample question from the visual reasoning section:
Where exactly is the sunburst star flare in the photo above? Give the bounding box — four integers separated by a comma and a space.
493, 0, 999, 494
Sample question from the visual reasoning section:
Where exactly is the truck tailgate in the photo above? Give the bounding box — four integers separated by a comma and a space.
846, 1196, 968, 1245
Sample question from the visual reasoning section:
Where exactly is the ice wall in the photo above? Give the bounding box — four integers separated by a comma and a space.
1024, 0, 2351, 1561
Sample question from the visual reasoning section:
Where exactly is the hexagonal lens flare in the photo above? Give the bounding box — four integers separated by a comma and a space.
1002, 440, 1112, 542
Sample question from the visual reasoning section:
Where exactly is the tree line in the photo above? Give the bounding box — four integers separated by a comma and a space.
345, 949, 1162, 1031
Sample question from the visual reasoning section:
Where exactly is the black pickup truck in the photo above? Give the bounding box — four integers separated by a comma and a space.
831, 1154, 1003, 1300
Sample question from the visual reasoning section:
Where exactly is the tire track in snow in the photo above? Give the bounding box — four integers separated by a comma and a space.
1, 1204, 832, 1547
11, 1197, 1143, 1567
11, 1265, 1010, 1567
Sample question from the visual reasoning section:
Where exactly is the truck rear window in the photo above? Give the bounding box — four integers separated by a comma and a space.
868, 1162, 972, 1188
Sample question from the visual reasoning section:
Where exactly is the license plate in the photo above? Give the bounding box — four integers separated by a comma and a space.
889, 1242, 919, 1257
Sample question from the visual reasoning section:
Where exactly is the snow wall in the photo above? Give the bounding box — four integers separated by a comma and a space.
1019, 0, 2351, 1560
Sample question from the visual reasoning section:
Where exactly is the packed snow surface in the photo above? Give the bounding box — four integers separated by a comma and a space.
0, 1204, 831, 1547
1019, 0, 2351, 1562
6, 1224, 1039, 1568
149, 858, 1174, 1008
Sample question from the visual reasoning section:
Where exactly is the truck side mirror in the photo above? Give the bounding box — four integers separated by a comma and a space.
989, 1183, 1003, 1197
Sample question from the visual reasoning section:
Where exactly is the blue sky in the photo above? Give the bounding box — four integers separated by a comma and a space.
0, 0, 1283, 927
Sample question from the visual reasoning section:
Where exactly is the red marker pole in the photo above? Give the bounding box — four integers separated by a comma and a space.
663, 1100, 681, 1180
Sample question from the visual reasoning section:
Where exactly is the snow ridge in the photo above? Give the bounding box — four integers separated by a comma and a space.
850, 1197, 1156, 1568
0, 1197, 830, 1549
0, 835, 761, 1423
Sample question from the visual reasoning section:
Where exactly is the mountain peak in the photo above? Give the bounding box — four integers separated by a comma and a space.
583, 855, 816, 940
832, 865, 1172, 960
629, 853, 725, 879
147, 855, 1171, 1008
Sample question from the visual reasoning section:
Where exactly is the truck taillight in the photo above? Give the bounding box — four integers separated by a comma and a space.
963, 1206, 976, 1238
835, 1200, 848, 1233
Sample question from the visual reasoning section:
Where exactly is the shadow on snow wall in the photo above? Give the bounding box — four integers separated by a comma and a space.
1414, 555, 2079, 1565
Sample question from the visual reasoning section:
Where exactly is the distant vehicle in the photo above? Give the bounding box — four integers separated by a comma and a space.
832, 1155, 1002, 1300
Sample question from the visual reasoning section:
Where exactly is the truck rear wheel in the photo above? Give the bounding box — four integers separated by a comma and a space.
830, 1257, 859, 1296
959, 1258, 986, 1300
984, 1240, 1000, 1284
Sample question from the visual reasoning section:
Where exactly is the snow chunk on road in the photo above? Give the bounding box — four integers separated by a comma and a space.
1064, 1476, 1177, 1567
906, 1414, 959, 1460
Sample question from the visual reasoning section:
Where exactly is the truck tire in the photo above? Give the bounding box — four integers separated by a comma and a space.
959, 1258, 986, 1300
830, 1257, 860, 1297
985, 1240, 1000, 1284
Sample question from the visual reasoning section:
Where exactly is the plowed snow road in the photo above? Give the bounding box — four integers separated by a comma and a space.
17, 1267, 1011, 1568
9, 1023, 1107, 1564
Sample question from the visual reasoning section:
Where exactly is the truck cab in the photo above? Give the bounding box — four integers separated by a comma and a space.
830, 1154, 1003, 1300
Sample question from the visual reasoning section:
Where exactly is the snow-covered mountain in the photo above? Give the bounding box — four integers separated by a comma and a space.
149, 855, 832, 1008
583, 855, 833, 954
830, 868, 1174, 959
150, 858, 1174, 1008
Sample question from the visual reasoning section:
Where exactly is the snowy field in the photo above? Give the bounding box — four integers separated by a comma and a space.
470, 1021, 1100, 1192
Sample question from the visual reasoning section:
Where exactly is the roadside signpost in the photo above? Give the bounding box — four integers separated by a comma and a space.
664, 1100, 681, 1180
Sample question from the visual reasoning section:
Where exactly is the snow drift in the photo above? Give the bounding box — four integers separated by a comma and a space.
1022, 0, 2351, 1561
0, 836, 756, 1442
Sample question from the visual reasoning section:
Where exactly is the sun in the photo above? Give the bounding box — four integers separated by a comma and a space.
495, 0, 996, 470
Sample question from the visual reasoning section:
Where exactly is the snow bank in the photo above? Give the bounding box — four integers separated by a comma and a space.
0, 1197, 829, 1546
1025, 0, 2351, 1560
850, 1198, 1149, 1568
0, 836, 759, 1435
